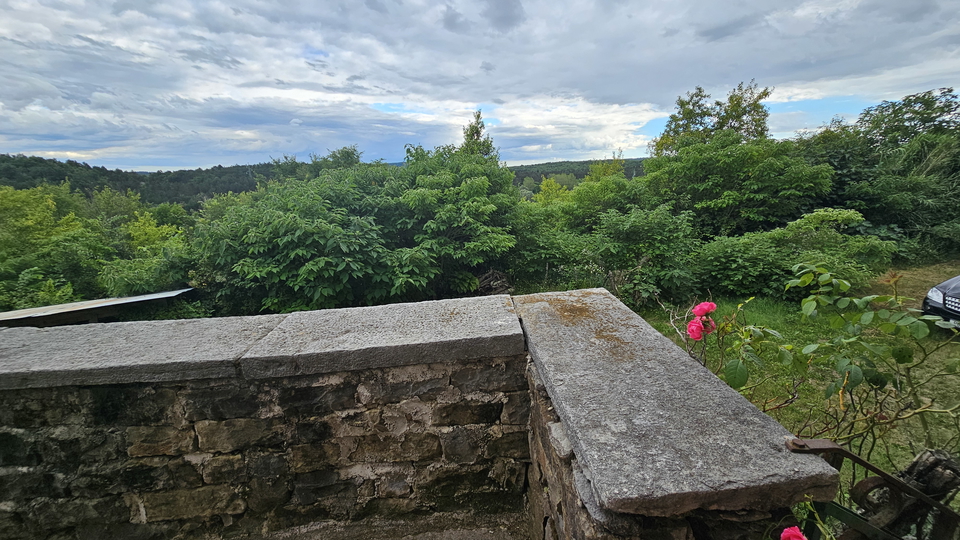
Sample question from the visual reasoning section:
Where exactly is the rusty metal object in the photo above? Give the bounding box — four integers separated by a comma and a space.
787, 438, 960, 540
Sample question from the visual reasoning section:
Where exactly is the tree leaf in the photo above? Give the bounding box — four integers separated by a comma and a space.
724, 359, 749, 389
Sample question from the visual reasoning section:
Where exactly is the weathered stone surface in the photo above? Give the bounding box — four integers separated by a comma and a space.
450, 359, 526, 393
181, 384, 259, 421
439, 426, 485, 464
0, 429, 40, 466
499, 392, 530, 426
349, 433, 442, 462
288, 443, 340, 473
26, 496, 127, 529
376, 472, 411, 498
0, 468, 69, 500
0, 315, 286, 389
514, 289, 839, 517
201, 454, 246, 484
434, 401, 504, 426
86, 386, 177, 426
126, 426, 194, 457
110, 457, 203, 492
362, 375, 450, 405
485, 431, 529, 460
195, 418, 267, 453
240, 296, 525, 378
247, 451, 289, 478
280, 383, 359, 417
258, 512, 533, 540
291, 469, 346, 506
132, 485, 246, 522
247, 476, 291, 513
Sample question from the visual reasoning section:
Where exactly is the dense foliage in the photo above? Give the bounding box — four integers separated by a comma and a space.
3, 87, 959, 319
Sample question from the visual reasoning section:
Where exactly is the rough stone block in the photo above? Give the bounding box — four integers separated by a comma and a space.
112, 458, 203, 492
348, 433, 442, 463
500, 391, 531, 426
296, 418, 333, 444
280, 383, 358, 417
0, 469, 68, 500
131, 485, 246, 522
202, 454, 246, 484
438, 426, 485, 464
376, 472, 411, 498
433, 400, 504, 426
195, 418, 267, 453
450, 358, 526, 393
181, 384, 259, 421
247, 476, 291, 513
0, 511, 29, 540
240, 296, 525, 378
361, 376, 450, 405
514, 289, 839, 517
355, 497, 418, 519
125, 426, 194, 457
85, 386, 177, 426
288, 443, 339, 473
0, 429, 40, 466
27, 496, 127, 529
291, 469, 341, 505
46, 426, 124, 465
247, 451, 289, 478
485, 431, 530, 460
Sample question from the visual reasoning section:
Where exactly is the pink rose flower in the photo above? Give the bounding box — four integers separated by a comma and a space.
692, 302, 717, 317
687, 317, 705, 341
781, 526, 807, 540
703, 317, 716, 335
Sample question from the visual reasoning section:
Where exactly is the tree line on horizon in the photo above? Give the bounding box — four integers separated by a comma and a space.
1, 87, 958, 316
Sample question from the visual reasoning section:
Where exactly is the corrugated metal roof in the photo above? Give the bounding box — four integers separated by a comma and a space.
0, 288, 194, 322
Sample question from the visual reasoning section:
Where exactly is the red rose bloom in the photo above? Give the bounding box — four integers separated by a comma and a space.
781, 526, 807, 540
687, 317, 705, 341
692, 302, 717, 317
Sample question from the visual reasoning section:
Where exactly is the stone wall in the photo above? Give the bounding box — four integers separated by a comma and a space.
0, 296, 532, 539
0, 290, 841, 540
0, 356, 530, 539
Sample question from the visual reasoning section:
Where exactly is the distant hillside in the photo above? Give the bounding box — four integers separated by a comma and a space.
2, 154, 647, 208
0, 154, 273, 209
508, 157, 645, 183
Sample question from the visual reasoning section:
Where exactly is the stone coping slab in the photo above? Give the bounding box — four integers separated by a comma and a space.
0, 295, 525, 389
0, 315, 287, 389
513, 289, 839, 517
240, 295, 525, 378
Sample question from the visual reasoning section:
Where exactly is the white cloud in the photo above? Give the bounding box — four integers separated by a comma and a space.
1, 0, 959, 169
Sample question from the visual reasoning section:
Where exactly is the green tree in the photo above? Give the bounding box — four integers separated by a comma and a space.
857, 88, 960, 150
459, 110, 496, 158
0, 185, 113, 308
98, 212, 189, 297
547, 173, 578, 190
651, 81, 772, 156
795, 118, 880, 210
644, 131, 833, 236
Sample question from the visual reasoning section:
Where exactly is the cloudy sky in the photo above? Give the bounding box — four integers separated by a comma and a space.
2, 0, 959, 171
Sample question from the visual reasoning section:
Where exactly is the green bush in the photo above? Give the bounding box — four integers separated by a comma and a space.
689, 209, 896, 300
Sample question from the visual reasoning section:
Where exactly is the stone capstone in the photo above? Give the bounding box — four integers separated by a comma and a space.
513, 289, 839, 517
239, 296, 525, 378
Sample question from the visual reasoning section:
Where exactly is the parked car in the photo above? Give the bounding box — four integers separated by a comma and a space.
922, 274, 960, 325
